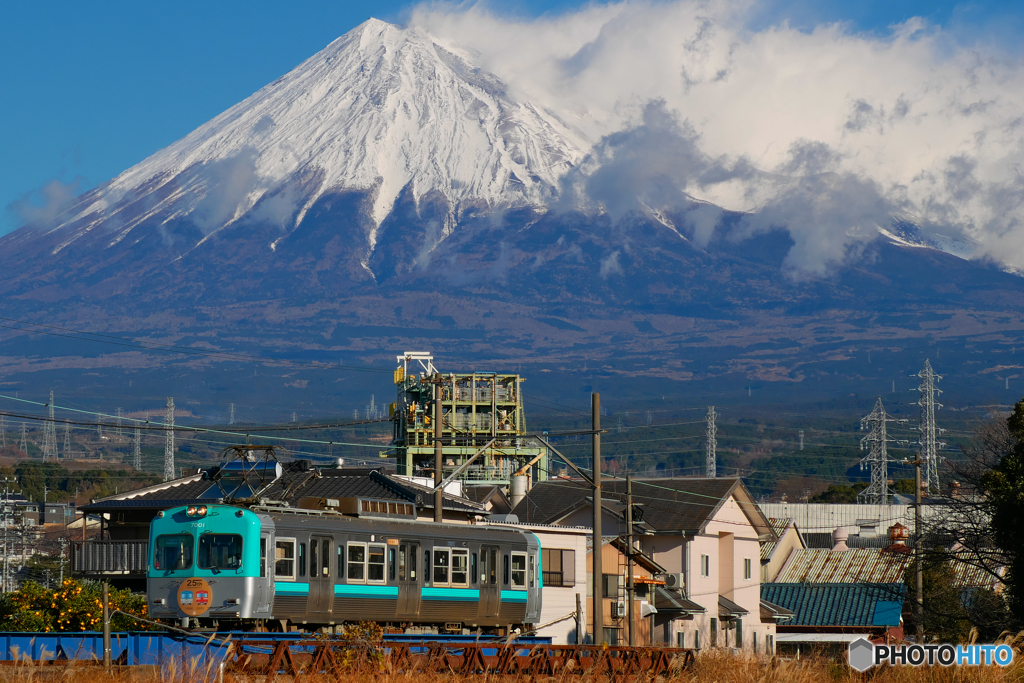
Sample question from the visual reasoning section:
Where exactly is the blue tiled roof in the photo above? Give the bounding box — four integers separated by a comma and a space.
761, 583, 906, 627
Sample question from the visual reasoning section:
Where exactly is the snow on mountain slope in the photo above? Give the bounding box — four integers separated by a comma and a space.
47, 18, 586, 255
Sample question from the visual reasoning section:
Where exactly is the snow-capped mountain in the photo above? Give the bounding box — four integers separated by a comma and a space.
34, 19, 586, 260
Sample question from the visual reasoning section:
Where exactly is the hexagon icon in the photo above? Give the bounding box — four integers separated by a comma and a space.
848, 638, 875, 672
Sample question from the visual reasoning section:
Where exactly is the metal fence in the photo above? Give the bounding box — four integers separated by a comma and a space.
73, 540, 149, 574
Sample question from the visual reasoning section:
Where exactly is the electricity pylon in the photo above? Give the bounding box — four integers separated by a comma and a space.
915, 359, 946, 495
857, 397, 904, 504
705, 406, 717, 478
163, 398, 175, 481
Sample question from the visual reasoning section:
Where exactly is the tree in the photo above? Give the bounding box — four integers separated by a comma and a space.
0, 579, 153, 632
980, 398, 1024, 625
903, 549, 972, 643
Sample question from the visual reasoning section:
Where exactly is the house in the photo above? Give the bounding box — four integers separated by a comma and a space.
761, 583, 906, 656
510, 477, 783, 652
485, 520, 589, 644
760, 518, 804, 582
75, 464, 487, 588
586, 537, 668, 645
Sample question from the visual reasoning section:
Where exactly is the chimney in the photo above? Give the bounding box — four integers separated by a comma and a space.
832, 527, 850, 551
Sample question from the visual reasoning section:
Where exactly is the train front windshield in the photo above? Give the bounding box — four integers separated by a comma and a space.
154, 534, 194, 570
199, 534, 243, 570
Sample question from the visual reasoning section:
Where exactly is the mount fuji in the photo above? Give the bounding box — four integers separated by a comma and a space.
2, 18, 1024, 410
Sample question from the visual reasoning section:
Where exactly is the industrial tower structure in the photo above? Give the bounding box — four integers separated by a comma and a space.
857, 397, 902, 504
705, 406, 717, 478
133, 426, 142, 471
42, 391, 57, 461
392, 352, 546, 487
916, 359, 945, 495
163, 397, 175, 481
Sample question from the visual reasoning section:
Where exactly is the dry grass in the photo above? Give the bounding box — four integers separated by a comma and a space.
0, 649, 1022, 683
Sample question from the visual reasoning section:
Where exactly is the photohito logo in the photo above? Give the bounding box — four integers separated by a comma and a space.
848, 638, 1014, 672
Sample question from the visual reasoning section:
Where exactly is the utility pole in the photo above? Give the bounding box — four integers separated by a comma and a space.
914, 454, 924, 644
434, 384, 443, 524
705, 406, 717, 478
857, 397, 902, 504
163, 397, 175, 481
592, 393, 603, 645
63, 421, 71, 458
59, 537, 68, 585
625, 474, 635, 647
915, 360, 945, 495
19, 423, 27, 453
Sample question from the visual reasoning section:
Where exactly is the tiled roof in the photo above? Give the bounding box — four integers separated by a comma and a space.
761, 583, 906, 627
84, 466, 482, 514
654, 587, 705, 615
776, 548, 912, 584
761, 518, 794, 561
510, 477, 772, 537
718, 595, 748, 617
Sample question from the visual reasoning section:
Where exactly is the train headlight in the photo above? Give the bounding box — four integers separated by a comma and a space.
186, 506, 197, 517
185, 506, 208, 518
196, 505, 208, 516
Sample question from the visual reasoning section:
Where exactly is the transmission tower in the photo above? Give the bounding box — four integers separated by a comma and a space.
163, 397, 175, 481
799, 430, 804, 451
133, 426, 142, 471
115, 408, 123, 437
19, 423, 27, 453
705, 406, 718, 478
62, 421, 71, 457
291, 412, 297, 423
857, 397, 903, 504
229, 403, 235, 425
915, 359, 946, 495
42, 391, 58, 461
0, 415, 5, 448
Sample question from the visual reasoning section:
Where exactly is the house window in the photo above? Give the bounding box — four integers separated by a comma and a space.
736, 619, 743, 648
694, 630, 700, 650
511, 552, 528, 588
753, 631, 758, 654
602, 574, 620, 599
744, 558, 752, 580
275, 538, 296, 580
767, 634, 774, 653
710, 618, 718, 647
603, 628, 619, 645
700, 554, 710, 577
542, 549, 576, 587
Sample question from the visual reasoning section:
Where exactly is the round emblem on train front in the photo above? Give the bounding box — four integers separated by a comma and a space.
178, 578, 213, 616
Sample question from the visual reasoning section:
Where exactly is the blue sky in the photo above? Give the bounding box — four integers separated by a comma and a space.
1, 0, 1022, 236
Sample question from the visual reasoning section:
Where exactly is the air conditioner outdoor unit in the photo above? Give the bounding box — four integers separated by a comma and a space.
611, 601, 626, 618
657, 573, 685, 590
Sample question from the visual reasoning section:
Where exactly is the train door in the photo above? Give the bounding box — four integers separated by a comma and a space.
256, 531, 273, 614
478, 545, 500, 619
396, 541, 421, 617
308, 535, 334, 615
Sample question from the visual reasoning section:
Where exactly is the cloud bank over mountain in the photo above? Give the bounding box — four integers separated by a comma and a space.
411, 0, 1024, 272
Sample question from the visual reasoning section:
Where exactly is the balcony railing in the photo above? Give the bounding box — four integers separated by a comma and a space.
73, 540, 149, 574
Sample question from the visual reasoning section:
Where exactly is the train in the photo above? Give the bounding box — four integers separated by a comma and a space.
147, 503, 543, 633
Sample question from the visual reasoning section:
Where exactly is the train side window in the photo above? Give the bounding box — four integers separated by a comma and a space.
424, 550, 431, 584
321, 539, 331, 577
337, 545, 344, 578
470, 553, 477, 585
503, 554, 510, 586
298, 543, 306, 578
388, 547, 396, 582
260, 538, 267, 578
410, 546, 417, 581
310, 541, 319, 578
368, 544, 386, 584
485, 548, 497, 585
528, 553, 535, 589
348, 542, 367, 583
398, 545, 407, 581
433, 548, 450, 586
511, 552, 527, 589
275, 538, 296, 580
451, 548, 469, 587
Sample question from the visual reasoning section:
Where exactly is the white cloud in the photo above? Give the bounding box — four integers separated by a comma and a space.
410, 1, 1024, 272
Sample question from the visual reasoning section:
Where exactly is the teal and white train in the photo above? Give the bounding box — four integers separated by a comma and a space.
147, 504, 542, 632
